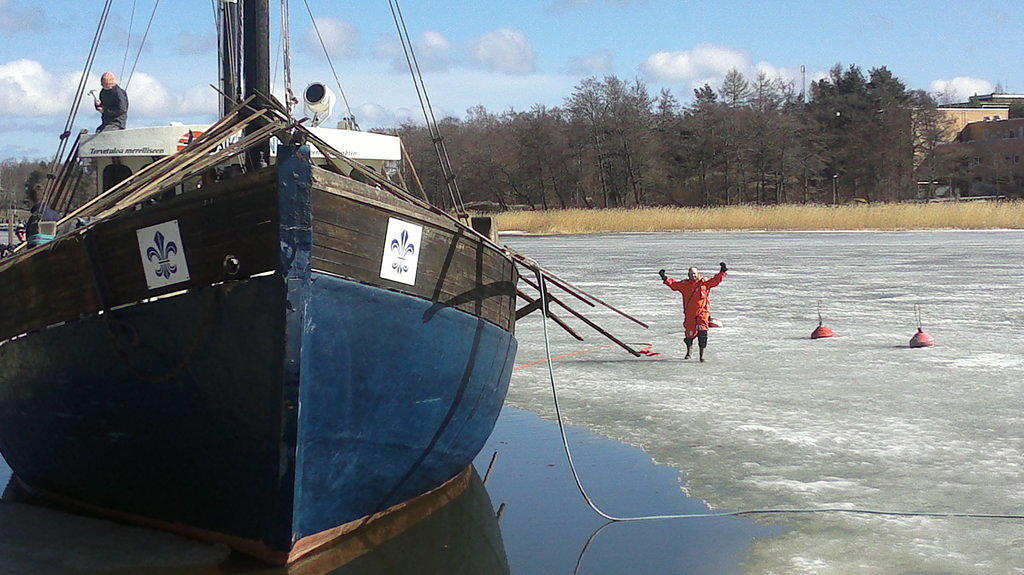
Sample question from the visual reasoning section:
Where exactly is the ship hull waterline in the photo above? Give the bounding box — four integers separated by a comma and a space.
0, 145, 518, 564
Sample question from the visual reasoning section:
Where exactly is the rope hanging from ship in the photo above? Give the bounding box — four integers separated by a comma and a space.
531, 268, 1024, 524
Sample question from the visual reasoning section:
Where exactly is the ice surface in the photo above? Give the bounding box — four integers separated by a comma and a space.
505, 231, 1024, 574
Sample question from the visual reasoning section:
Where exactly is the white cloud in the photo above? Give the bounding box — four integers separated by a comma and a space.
929, 77, 994, 102
0, 59, 93, 116
307, 17, 359, 58
0, 60, 218, 120
376, 30, 453, 73
355, 103, 417, 129
565, 51, 613, 76
176, 84, 219, 116
0, 0, 44, 36
641, 43, 750, 86
124, 72, 175, 116
640, 43, 828, 92
471, 29, 536, 75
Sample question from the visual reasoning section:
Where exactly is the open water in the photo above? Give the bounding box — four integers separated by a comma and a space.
505, 230, 1024, 574
0, 407, 770, 574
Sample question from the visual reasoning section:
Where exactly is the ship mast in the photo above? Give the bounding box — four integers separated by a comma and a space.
242, 0, 271, 168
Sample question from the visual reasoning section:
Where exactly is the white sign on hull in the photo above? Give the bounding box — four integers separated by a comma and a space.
136, 220, 191, 290
379, 217, 422, 286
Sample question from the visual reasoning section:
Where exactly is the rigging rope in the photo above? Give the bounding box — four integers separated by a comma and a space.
120, 0, 138, 79
532, 267, 1024, 523
42, 0, 114, 209
387, 0, 466, 214
280, 0, 295, 116
125, 0, 161, 90
301, 0, 354, 120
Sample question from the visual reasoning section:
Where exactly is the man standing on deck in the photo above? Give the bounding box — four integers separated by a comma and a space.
94, 72, 129, 132
659, 263, 727, 362
25, 184, 60, 246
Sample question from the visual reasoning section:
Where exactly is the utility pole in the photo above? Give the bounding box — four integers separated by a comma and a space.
832, 173, 839, 204
801, 65, 806, 103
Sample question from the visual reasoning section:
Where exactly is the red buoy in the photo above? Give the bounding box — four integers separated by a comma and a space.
909, 305, 935, 348
811, 301, 835, 338
910, 328, 935, 348
811, 324, 836, 339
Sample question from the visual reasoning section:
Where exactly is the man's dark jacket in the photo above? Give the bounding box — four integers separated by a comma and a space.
99, 85, 129, 130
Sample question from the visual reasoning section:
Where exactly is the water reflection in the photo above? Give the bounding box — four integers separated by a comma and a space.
0, 407, 772, 574
0, 470, 507, 575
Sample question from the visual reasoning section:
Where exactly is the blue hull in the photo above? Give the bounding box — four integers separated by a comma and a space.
0, 146, 518, 561
295, 272, 516, 541
0, 273, 516, 558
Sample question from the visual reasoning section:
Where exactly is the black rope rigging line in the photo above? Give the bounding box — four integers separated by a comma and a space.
43, 0, 114, 209
393, 0, 466, 212
388, 0, 466, 213
222, 0, 241, 105
125, 0, 161, 90
271, 18, 282, 90
121, 0, 138, 79
301, 0, 354, 120
387, 0, 453, 210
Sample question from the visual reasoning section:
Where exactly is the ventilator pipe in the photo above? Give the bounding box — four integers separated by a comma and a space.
303, 81, 336, 127
811, 300, 836, 339
910, 304, 935, 348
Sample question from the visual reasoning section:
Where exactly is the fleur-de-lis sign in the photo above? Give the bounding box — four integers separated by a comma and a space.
389, 228, 417, 274
146, 230, 179, 279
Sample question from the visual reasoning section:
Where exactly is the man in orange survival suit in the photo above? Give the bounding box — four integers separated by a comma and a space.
659, 262, 727, 362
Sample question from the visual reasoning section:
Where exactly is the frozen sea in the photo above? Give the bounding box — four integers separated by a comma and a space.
504, 230, 1024, 574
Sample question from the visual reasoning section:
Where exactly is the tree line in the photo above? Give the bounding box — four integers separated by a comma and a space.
0, 64, 971, 212
398, 64, 965, 210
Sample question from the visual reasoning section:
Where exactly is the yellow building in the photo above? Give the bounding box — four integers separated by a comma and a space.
937, 107, 1009, 141
950, 117, 1024, 196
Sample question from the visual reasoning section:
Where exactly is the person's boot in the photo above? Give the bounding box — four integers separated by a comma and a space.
699, 348, 706, 362
684, 343, 692, 360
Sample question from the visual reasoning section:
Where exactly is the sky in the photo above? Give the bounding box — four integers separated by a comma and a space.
1, 0, 1021, 159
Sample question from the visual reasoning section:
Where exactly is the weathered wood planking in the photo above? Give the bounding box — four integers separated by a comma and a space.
0, 164, 518, 342
0, 170, 280, 342
310, 168, 517, 332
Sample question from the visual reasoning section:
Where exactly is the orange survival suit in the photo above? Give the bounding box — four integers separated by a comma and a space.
663, 271, 727, 338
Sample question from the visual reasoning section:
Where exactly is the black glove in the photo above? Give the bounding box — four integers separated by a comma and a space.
658, 269, 667, 281
719, 262, 728, 273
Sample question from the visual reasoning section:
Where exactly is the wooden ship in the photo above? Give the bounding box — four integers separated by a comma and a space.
0, 0, 643, 565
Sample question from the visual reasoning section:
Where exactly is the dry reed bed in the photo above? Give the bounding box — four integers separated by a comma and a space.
494, 202, 1024, 235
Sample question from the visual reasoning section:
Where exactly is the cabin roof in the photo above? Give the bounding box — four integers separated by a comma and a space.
80, 124, 401, 161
